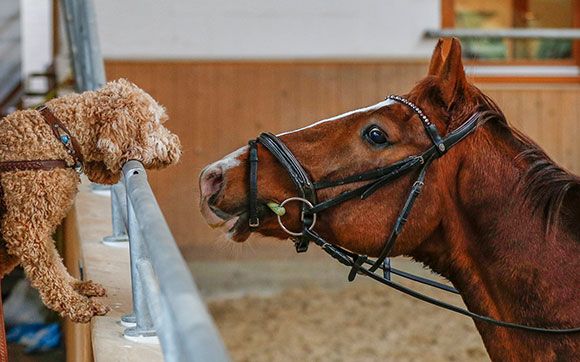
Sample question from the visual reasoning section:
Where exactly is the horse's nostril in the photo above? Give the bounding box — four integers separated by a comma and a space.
200, 166, 224, 201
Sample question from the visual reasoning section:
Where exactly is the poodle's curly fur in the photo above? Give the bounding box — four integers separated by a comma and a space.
0, 79, 181, 322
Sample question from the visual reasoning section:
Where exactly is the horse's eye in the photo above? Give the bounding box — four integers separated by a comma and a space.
365, 126, 388, 145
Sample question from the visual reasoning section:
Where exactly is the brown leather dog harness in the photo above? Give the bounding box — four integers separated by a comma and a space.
0, 106, 84, 173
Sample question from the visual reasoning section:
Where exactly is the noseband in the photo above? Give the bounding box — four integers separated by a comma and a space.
246, 94, 580, 334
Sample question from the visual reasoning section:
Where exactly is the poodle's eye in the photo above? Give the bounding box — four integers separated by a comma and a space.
364, 126, 389, 146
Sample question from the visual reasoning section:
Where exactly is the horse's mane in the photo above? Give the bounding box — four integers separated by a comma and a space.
475, 89, 580, 233
414, 78, 580, 234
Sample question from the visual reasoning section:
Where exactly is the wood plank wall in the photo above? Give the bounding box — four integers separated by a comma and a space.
105, 61, 580, 257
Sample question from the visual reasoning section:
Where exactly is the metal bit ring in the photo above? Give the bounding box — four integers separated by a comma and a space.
277, 197, 317, 236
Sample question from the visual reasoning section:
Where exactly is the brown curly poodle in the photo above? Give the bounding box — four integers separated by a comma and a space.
0, 79, 181, 322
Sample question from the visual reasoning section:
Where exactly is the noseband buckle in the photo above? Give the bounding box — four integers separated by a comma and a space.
276, 197, 317, 237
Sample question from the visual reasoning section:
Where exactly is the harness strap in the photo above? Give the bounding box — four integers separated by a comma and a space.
369, 157, 432, 272
256, 133, 317, 252
0, 160, 69, 173
313, 156, 421, 189
37, 106, 84, 168
0, 106, 82, 173
248, 140, 260, 227
387, 95, 446, 154
310, 157, 422, 212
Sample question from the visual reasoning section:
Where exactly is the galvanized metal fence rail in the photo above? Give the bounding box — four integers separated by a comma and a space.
60, 0, 106, 92
424, 28, 580, 40
115, 161, 230, 362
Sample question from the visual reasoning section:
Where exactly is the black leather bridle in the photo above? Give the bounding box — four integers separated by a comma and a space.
247, 95, 580, 334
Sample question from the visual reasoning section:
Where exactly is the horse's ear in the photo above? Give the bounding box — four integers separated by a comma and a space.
427, 39, 445, 76
427, 38, 468, 109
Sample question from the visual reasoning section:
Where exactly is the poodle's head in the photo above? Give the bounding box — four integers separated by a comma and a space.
84, 79, 181, 184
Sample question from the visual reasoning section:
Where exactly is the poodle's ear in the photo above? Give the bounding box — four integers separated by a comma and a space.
96, 107, 136, 172
427, 38, 468, 109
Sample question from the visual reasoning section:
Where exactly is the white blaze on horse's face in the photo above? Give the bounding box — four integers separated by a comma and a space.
277, 99, 396, 136
214, 146, 247, 171
199, 146, 248, 228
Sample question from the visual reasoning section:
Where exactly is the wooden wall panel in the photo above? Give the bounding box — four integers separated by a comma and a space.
483, 86, 580, 171
62, 207, 92, 362
105, 61, 580, 257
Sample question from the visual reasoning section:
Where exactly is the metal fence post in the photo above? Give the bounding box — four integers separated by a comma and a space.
59, 0, 106, 92
102, 182, 129, 245
123, 167, 156, 340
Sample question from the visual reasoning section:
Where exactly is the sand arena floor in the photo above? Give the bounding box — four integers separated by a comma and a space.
189, 241, 489, 362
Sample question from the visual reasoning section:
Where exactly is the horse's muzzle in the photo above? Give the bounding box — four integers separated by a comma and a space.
199, 164, 226, 226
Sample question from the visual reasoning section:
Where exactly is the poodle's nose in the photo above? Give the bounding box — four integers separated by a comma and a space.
199, 164, 224, 203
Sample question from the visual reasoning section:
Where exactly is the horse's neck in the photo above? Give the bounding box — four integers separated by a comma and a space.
412, 137, 579, 361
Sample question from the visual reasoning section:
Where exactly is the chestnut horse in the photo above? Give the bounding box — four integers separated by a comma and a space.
199, 39, 579, 361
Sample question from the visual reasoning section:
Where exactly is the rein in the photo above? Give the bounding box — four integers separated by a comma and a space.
0, 106, 83, 173
247, 95, 580, 334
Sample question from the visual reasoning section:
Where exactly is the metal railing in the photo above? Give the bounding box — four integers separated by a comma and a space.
60, 0, 106, 92
113, 161, 230, 362
60, 1, 229, 360
424, 28, 580, 40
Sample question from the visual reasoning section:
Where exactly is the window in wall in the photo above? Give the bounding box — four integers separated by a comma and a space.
442, 0, 579, 64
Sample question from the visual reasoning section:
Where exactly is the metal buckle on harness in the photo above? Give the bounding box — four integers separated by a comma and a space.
413, 180, 424, 189
74, 162, 83, 174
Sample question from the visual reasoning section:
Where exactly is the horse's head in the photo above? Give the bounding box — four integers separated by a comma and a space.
199, 38, 484, 257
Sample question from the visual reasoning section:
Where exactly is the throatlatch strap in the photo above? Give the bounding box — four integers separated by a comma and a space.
368, 157, 433, 272
248, 140, 259, 227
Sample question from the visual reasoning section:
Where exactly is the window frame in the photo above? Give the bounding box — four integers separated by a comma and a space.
441, 0, 580, 82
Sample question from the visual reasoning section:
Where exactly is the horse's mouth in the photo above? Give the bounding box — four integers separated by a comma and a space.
202, 197, 270, 242
202, 201, 251, 242
224, 213, 251, 242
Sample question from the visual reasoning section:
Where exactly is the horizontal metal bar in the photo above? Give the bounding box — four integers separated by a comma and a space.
464, 65, 579, 77
122, 160, 230, 362
137, 260, 180, 362
425, 28, 580, 40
